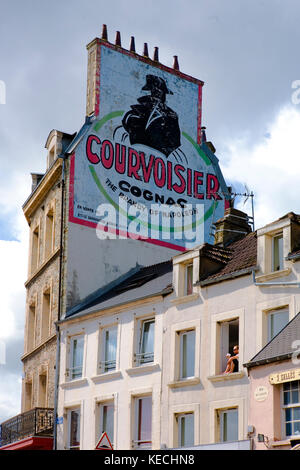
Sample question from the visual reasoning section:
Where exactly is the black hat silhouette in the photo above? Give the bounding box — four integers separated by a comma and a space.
142, 74, 173, 95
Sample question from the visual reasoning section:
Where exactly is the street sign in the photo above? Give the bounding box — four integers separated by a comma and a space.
95, 432, 113, 450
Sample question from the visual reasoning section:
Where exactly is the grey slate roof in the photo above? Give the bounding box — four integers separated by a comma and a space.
62, 260, 173, 322
244, 311, 300, 368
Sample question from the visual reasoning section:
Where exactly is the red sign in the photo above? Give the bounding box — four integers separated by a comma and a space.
95, 432, 113, 450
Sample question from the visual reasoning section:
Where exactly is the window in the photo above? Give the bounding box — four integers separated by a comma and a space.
67, 408, 80, 450
41, 290, 51, 342
38, 372, 47, 408
136, 319, 155, 366
177, 413, 194, 447
268, 309, 289, 341
179, 330, 195, 379
185, 264, 193, 296
133, 396, 152, 449
24, 380, 33, 412
283, 381, 300, 438
219, 319, 239, 374
69, 336, 84, 380
272, 233, 284, 271
27, 303, 36, 352
100, 326, 117, 373
31, 226, 39, 273
98, 402, 114, 447
219, 408, 238, 442
45, 208, 54, 259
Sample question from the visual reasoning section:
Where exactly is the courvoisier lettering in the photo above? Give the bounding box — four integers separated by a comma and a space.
86, 135, 222, 204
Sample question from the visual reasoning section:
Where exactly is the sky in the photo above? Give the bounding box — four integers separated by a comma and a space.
1, 0, 300, 423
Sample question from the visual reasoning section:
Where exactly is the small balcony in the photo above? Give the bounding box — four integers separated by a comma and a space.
0, 408, 54, 449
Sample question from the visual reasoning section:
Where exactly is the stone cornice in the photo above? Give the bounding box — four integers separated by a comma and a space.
23, 158, 62, 223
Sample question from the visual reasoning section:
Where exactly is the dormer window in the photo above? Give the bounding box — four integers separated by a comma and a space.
256, 214, 293, 280
185, 264, 193, 296
272, 233, 283, 272
171, 251, 199, 305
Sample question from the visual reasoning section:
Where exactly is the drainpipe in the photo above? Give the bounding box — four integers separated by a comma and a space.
53, 154, 66, 450
252, 270, 300, 287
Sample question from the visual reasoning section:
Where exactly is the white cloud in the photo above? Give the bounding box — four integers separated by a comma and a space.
0, 239, 27, 339
0, 174, 29, 422
0, 373, 22, 422
222, 104, 300, 229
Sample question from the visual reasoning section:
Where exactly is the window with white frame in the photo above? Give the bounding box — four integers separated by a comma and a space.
179, 330, 195, 379
272, 233, 284, 272
219, 319, 239, 374
133, 396, 152, 449
177, 413, 194, 447
69, 336, 84, 380
219, 408, 238, 442
98, 402, 114, 448
283, 380, 300, 438
67, 408, 80, 450
100, 326, 118, 373
136, 318, 155, 366
185, 264, 193, 296
268, 308, 289, 341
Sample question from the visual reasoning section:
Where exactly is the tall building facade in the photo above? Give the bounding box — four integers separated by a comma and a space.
0, 27, 230, 450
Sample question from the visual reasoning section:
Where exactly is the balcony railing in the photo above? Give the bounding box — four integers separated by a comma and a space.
0, 408, 54, 447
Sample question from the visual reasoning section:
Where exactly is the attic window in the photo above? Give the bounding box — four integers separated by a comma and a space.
272, 233, 283, 271
185, 264, 193, 296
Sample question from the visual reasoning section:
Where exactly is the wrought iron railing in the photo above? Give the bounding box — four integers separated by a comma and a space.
0, 407, 54, 447
135, 351, 154, 366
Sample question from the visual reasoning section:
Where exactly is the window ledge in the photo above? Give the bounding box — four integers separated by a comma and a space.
25, 246, 60, 286
207, 371, 245, 382
167, 377, 200, 388
271, 439, 291, 448
91, 370, 122, 383
255, 268, 291, 283
126, 363, 160, 376
171, 293, 199, 306
60, 378, 88, 389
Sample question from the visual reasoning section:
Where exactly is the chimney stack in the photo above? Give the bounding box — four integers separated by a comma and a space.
214, 208, 252, 247
153, 47, 159, 61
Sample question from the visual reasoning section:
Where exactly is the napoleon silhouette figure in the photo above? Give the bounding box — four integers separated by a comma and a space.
121, 74, 181, 157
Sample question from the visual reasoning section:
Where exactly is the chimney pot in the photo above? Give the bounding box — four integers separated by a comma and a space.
130, 36, 136, 52
115, 31, 121, 46
102, 24, 108, 41
153, 47, 159, 61
173, 55, 179, 70
143, 43, 149, 57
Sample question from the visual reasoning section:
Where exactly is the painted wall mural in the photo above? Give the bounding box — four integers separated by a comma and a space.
69, 41, 229, 252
